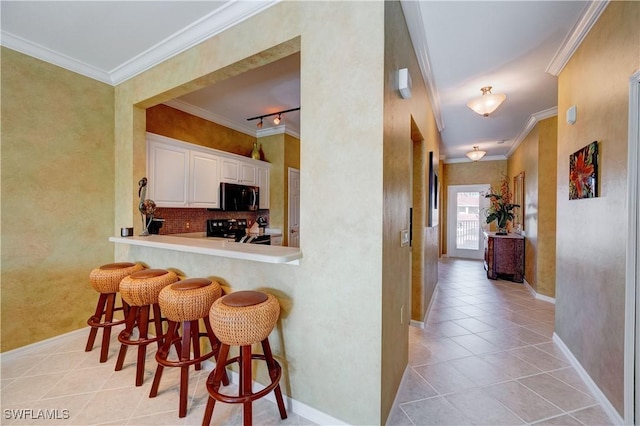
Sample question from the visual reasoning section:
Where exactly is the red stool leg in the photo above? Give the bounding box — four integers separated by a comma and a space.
178, 320, 192, 418
115, 305, 139, 371
202, 344, 230, 426
240, 345, 253, 426
98, 293, 117, 363
85, 293, 108, 352
262, 339, 287, 419
152, 303, 164, 350
150, 320, 179, 398
203, 318, 230, 386
136, 305, 150, 387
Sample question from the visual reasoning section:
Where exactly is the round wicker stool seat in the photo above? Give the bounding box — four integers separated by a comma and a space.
150, 278, 228, 418
203, 291, 287, 426
115, 269, 178, 386
85, 262, 145, 363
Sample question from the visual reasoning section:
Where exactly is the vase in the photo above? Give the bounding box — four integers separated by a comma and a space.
251, 142, 260, 160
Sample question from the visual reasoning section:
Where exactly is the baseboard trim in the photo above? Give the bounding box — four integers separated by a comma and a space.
552, 333, 624, 425
1, 327, 347, 426
523, 279, 556, 304
410, 283, 440, 329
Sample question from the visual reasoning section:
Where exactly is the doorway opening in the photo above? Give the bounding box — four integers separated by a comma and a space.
447, 184, 489, 259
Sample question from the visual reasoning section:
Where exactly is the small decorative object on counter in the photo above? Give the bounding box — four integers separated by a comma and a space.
137, 177, 157, 236
250, 142, 260, 160
484, 176, 519, 235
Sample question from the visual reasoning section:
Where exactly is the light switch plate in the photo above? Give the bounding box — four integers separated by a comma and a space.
401, 229, 410, 247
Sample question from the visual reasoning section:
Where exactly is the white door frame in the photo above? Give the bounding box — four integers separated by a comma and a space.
446, 184, 489, 259
624, 70, 640, 425
287, 167, 300, 248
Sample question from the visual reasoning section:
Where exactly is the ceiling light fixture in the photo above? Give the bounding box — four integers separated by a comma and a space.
247, 107, 300, 128
467, 86, 506, 117
466, 146, 486, 162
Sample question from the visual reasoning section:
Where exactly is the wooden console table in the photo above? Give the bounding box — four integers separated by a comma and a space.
483, 232, 524, 283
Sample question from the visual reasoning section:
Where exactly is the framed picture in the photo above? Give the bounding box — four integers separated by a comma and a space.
513, 172, 524, 231
569, 141, 598, 200
428, 151, 439, 227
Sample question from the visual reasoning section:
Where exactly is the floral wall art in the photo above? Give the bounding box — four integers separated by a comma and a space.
569, 141, 598, 200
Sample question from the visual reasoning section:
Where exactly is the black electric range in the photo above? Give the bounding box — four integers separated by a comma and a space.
206, 219, 271, 245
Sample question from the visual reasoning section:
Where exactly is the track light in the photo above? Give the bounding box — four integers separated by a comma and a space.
247, 107, 300, 128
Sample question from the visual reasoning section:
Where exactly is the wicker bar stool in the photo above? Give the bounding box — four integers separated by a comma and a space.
85, 262, 145, 363
150, 278, 229, 418
115, 268, 178, 386
202, 291, 287, 426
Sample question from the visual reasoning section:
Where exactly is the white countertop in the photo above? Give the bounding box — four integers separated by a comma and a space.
109, 234, 302, 265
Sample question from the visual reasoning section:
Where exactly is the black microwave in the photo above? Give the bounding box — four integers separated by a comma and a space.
219, 182, 259, 211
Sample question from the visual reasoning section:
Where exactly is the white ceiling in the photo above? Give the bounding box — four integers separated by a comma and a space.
1, 1, 605, 160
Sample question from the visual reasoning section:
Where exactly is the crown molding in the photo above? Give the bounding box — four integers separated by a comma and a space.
546, 0, 609, 76
109, 1, 278, 85
0, 31, 113, 84
506, 106, 558, 158
444, 155, 507, 165
165, 99, 300, 140
1, 1, 278, 86
400, 0, 444, 132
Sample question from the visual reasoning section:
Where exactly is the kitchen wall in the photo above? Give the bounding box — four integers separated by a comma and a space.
147, 103, 256, 156
1, 47, 115, 350
113, 2, 391, 424
507, 116, 558, 297
146, 104, 298, 236
556, 0, 639, 417
152, 208, 266, 235
441, 160, 508, 255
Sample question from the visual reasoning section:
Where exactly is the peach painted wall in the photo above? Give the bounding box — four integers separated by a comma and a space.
556, 0, 639, 416
442, 160, 507, 255
1, 48, 115, 350
146, 103, 256, 156
507, 116, 557, 297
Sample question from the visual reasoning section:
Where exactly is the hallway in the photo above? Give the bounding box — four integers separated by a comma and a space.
387, 258, 613, 425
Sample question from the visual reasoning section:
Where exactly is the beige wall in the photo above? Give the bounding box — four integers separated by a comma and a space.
1, 48, 115, 350
556, 0, 640, 416
113, 2, 391, 424
383, 2, 442, 419
507, 116, 557, 297
442, 160, 507, 254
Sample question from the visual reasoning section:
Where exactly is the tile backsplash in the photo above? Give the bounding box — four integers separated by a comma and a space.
153, 208, 268, 235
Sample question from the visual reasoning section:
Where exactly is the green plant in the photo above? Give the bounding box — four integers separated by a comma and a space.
485, 176, 519, 230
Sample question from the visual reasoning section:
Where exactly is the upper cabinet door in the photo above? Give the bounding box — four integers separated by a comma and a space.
147, 139, 188, 207
239, 163, 256, 185
190, 151, 220, 208
220, 158, 239, 183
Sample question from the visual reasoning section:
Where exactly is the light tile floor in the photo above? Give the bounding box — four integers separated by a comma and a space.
0, 324, 313, 425
386, 258, 614, 426
1, 258, 615, 425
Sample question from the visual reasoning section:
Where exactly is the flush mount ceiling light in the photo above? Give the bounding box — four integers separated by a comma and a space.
467, 86, 506, 117
247, 107, 300, 128
466, 146, 487, 162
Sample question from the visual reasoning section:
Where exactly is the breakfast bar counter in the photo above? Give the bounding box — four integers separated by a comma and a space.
109, 235, 302, 265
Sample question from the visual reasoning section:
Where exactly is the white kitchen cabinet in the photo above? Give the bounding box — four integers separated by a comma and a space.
239, 163, 256, 185
147, 138, 189, 207
257, 164, 270, 209
190, 150, 220, 208
147, 132, 270, 209
220, 158, 239, 183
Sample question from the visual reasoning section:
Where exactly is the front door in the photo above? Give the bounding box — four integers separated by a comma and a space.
447, 184, 489, 259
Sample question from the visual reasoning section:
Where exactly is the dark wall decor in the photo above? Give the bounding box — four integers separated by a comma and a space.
569, 141, 598, 200
428, 151, 439, 226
